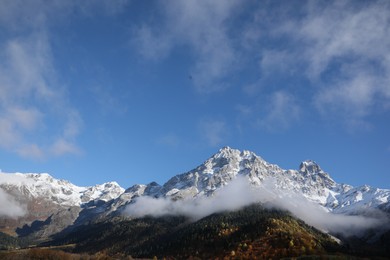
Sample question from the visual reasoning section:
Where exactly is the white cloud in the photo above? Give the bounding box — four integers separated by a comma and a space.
276, 1, 390, 125
16, 144, 45, 160
0, 4, 86, 159
296, 1, 390, 78
6, 107, 43, 131
132, 0, 241, 93
0, 188, 26, 218
314, 69, 379, 130
236, 1, 390, 130
50, 138, 81, 157
0, 118, 19, 148
0, 0, 130, 160
0, 34, 57, 102
132, 25, 173, 62
266, 191, 385, 237
125, 177, 257, 220
198, 119, 228, 147
63, 110, 83, 139
259, 91, 301, 131
129, 0, 390, 131
260, 50, 299, 77
128, 1, 385, 131
0, 34, 82, 159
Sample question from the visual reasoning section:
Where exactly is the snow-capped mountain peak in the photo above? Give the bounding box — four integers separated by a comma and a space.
80, 181, 124, 203
0, 172, 124, 207
299, 160, 322, 175
211, 146, 259, 162
297, 160, 336, 189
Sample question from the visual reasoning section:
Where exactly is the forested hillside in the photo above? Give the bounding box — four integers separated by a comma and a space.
44, 204, 342, 259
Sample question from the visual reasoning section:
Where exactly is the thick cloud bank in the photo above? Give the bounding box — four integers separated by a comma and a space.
0, 188, 26, 218
124, 177, 388, 236
125, 177, 257, 220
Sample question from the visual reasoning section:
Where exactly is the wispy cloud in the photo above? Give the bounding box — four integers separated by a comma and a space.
50, 138, 82, 157
16, 144, 45, 160
236, 1, 390, 131
131, 1, 390, 132
0, 1, 129, 159
131, 0, 241, 93
0, 5, 76, 159
259, 91, 301, 132
260, 50, 300, 77
0, 33, 82, 159
314, 71, 378, 131
0, 188, 26, 218
274, 1, 390, 127
132, 24, 173, 62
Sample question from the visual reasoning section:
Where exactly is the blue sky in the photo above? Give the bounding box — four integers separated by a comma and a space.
0, 0, 389, 189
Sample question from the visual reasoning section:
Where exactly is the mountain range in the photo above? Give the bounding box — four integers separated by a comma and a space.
1, 147, 389, 258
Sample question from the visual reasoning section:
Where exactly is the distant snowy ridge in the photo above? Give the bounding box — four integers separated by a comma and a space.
0, 172, 124, 207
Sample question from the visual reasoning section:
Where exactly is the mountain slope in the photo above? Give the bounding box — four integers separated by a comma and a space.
46, 204, 344, 259
1, 146, 389, 250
